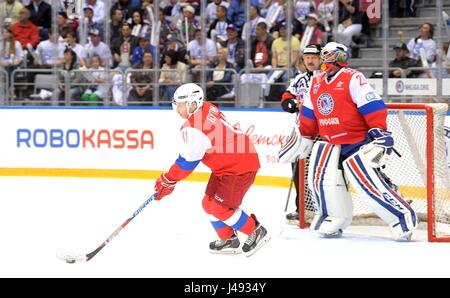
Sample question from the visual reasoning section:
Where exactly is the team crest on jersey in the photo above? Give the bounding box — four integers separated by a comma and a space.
317, 93, 334, 115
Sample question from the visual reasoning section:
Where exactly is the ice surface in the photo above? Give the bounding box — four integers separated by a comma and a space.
1, 177, 450, 278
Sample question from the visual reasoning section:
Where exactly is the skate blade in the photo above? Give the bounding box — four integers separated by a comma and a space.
209, 248, 242, 255
244, 234, 271, 257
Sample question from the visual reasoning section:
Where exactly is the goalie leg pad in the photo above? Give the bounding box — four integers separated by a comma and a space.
308, 141, 353, 236
343, 151, 418, 240
278, 125, 314, 163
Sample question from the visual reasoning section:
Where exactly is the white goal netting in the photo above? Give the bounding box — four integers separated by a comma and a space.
300, 103, 450, 241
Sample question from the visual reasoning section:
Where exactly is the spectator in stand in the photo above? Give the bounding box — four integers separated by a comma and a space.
26, 0, 52, 42
111, 23, 139, 69
131, 34, 156, 65
317, 0, 335, 33
241, 5, 266, 41
300, 13, 324, 47
228, 0, 259, 32
54, 48, 86, 105
159, 49, 188, 101
64, 30, 88, 66
224, 24, 245, 71
389, 43, 422, 78
407, 23, 437, 66
34, 28, 65, 67
81, 7, 104, 41
250, 21, 274, 68
205, 0, 230, 25
294, 0, 315, 23
11, 7, 40, 50
82, 0, 105, 26
128, 50, 154, 105
176, 5, 200, 44
271, 21, 300, 71
269, 21, 300, 99
157, 8, 176, 50
187, 28, 217, 81
141, 0, 156, 25
266, 0, 286, 30
128, 9, 151, 39
161, 34, 187, 65
0, 0, 24, 27
208, 5, 229, 46
110, 8, 125, 43
85, 29, 112, 67
206, 47, 235, 103
81, 54, 108, 106
57, 11, 76, 38
0, 26, 24, 75
335, 0, 362, 48
112, 0, 134, 20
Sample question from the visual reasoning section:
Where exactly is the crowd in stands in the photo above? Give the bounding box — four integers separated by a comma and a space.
0, 0, 448, 105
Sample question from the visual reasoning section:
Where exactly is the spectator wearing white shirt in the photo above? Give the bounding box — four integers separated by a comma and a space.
187, 29, 217, 68
0, 26, 24, 75
407, 23, 437, 65
35, 29, 65, 67
64, 31, 88, 67
187, 29, 217, 82
241, 5, 266, 41
205, 0, 230, 25
83, 0, 105, 26
85, 29, 112, 67
208, 5, 229, 46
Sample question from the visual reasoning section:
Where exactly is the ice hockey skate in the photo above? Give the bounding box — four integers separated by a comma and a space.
286, 211, 299, 226
209, 234, 241, 254
242, 223, 271, 257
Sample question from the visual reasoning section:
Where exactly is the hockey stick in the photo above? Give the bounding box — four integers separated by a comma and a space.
57, 193, 157, 264
284, 159, 299, 212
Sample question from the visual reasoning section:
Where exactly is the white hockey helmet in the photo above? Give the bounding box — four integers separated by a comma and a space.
320, 42, 349, 69
173, 83, 204, 111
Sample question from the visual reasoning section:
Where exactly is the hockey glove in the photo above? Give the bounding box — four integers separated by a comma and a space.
154, 173, 177, 200
281, 99, 299, 113
368, 128, 394, 155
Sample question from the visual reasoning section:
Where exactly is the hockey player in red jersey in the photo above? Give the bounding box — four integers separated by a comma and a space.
294, 42, 418, 240
154, 83, 270, 256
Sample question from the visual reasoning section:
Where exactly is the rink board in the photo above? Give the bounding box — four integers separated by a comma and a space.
0, 107, 448, 189
0, 107, 296, 186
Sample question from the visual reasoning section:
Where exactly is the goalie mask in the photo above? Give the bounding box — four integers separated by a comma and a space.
320, 42, 349, 73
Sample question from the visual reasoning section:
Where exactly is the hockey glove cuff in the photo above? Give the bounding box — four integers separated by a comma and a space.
154, 173, 177, 200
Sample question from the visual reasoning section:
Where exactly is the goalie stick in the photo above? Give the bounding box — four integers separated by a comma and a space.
57, 193, 157, 263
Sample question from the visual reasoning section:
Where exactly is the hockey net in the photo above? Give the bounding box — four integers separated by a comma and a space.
299, 103, 450, 242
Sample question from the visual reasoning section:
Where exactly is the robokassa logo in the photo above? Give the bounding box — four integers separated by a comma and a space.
16, 128, 154, 149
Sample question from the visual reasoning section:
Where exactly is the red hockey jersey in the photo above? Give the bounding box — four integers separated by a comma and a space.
166, 102, 260, 181
299, 67, 387, 145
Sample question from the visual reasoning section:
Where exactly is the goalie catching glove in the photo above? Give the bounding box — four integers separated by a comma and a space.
154, 173, 177, 200
361, 128, 395, 168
